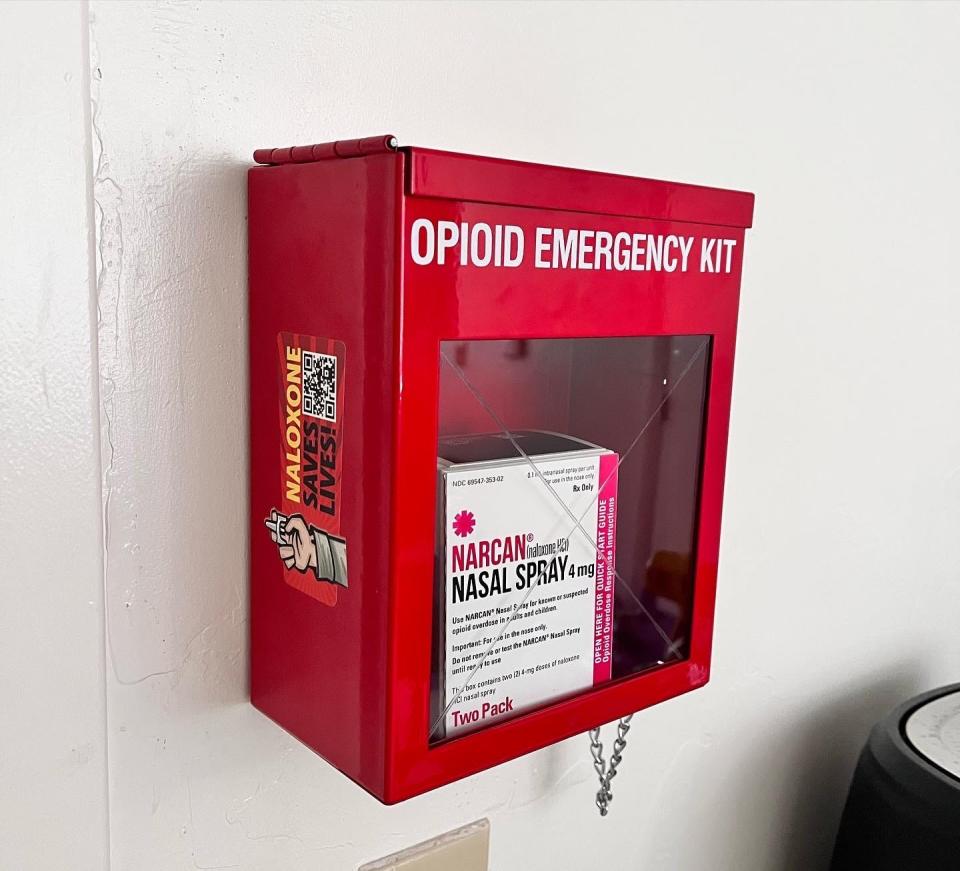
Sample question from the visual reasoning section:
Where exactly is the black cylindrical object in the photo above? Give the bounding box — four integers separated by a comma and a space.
832, 683, 960, 870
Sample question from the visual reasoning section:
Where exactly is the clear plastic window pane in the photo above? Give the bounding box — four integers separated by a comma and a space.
430, 336, 710, 743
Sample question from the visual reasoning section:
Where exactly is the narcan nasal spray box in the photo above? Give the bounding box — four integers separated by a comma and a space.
435, 431, 618, 738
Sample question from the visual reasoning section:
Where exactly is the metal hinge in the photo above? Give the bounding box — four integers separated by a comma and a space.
253, 134, 398, 166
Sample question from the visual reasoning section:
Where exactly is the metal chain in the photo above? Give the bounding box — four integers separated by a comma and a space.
588, 715, 634, 816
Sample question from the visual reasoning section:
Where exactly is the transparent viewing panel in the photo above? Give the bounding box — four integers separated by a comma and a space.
430, 336, 710, 743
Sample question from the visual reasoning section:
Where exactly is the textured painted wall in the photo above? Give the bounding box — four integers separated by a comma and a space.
0, 4, 107, 869
4, 1, 960, 869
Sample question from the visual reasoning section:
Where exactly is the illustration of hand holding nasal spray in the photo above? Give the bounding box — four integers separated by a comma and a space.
265, 509, 348, 588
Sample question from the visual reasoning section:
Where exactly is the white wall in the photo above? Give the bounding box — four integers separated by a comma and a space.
0, 3, 107, 869
3, 2, 960, 869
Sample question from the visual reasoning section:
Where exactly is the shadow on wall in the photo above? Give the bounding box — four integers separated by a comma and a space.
98, 155, 251, 707
774, 663, 926, 871
178, 157, 252, 706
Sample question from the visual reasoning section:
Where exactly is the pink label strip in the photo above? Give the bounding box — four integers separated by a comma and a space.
593, 453, 617, 684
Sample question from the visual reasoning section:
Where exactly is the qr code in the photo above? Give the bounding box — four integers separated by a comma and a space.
302, 351, 337, 421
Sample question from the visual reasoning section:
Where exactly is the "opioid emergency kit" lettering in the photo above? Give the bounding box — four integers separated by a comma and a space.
410, 218, 738, 274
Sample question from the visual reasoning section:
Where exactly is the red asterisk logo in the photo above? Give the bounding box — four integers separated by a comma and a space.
452, 510, 476, 537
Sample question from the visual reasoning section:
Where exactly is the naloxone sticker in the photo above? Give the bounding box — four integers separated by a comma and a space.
266, 332, 346, 606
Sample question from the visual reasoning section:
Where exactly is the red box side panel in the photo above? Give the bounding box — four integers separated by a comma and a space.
249, 154, 402, 796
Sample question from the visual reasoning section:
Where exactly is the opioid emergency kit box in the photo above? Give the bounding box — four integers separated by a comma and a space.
248, 135, 754, 803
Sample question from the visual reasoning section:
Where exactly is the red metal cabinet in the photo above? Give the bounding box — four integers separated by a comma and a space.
248, 136, 753, 803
